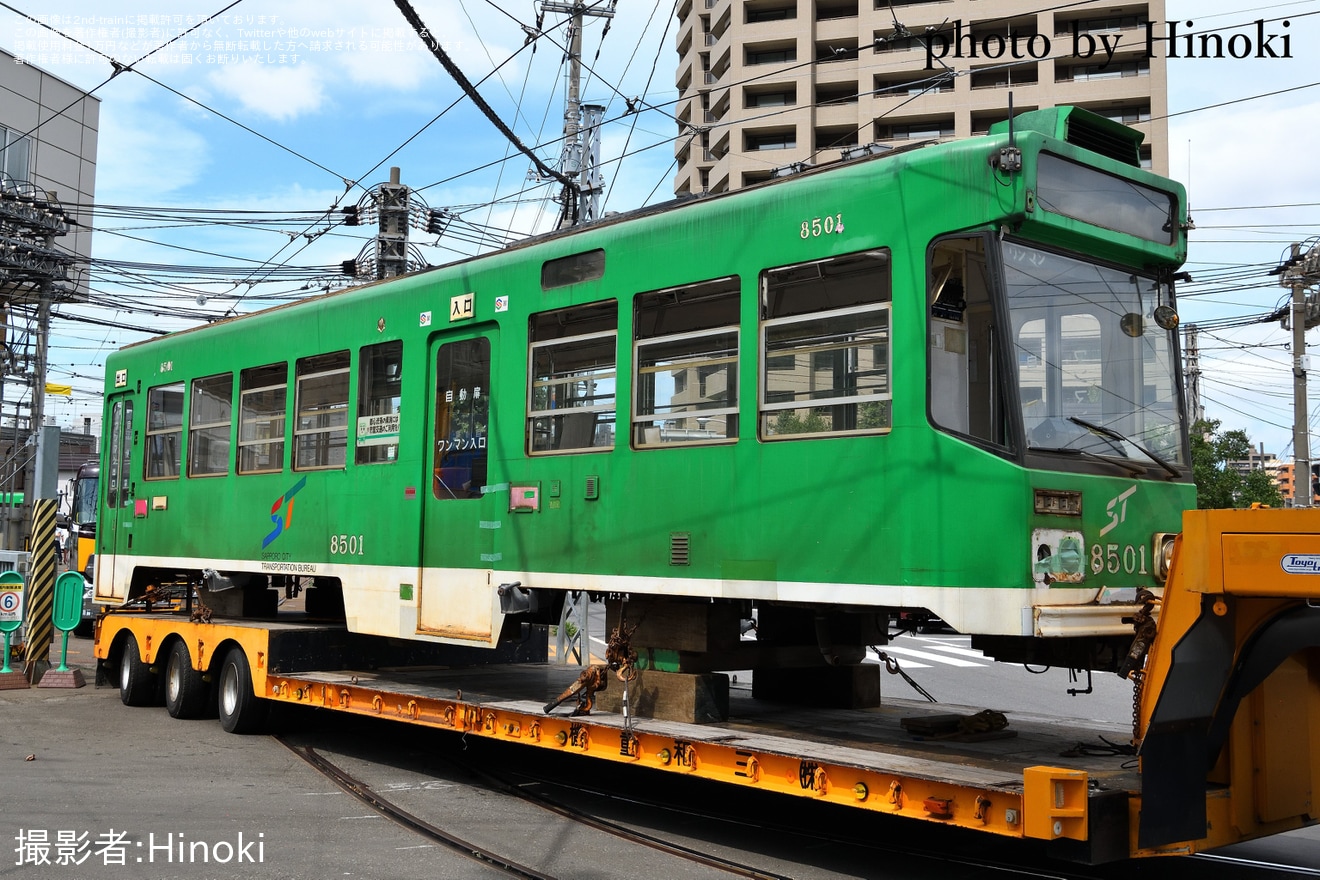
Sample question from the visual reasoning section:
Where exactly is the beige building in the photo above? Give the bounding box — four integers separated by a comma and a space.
674, 0, 1167, 194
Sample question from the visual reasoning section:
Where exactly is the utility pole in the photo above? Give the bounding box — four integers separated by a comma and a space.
578, 103, 606, 224
542, 0, 613, 227
0, 177, 72, 680
1183, 323, 1203, 426
0, 177, 73, 548
1278, 241, 1320, 507
376, 167, 410, 280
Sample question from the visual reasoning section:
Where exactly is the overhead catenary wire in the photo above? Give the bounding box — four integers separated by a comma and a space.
392, 0, 573, 192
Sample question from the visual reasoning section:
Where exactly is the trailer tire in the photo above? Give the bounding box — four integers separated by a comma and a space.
164, 640, 207, 719
217, 647, 267, 734
118, 634, 155, 707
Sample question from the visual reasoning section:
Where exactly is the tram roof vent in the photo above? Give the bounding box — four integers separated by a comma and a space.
989, 106, 1142, 168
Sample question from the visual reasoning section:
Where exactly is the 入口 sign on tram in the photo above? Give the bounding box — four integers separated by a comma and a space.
450, 292, 474, 322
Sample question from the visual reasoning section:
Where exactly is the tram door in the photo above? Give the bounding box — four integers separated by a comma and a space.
96, 393, 135, 602
418, 331, 500, 643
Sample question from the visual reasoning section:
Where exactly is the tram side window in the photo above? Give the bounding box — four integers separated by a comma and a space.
294, 351, 350, 471
145, 382, 184, 479
759, 250, 892, 439
238, 363, 287, 474
188, 372, 232, 477
528, 300, 617, 454
356, 341, 402, 465
927, 236, 1012, 448
434, 338, 490, 500
633, 277, 739, 447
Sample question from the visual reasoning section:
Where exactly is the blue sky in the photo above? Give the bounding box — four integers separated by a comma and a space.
4, 0, 1319, 460
1165, 2, 1320, 461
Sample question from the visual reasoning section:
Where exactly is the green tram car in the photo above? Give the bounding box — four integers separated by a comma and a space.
95, 106, 1193, 673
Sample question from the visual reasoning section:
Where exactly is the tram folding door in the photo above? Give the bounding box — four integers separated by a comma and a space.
97, 393, 136, 602
418, 330, 501, 644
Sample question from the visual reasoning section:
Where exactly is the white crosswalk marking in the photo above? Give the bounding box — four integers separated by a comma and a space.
916, 642, 989, 660
877, 644, 988, 668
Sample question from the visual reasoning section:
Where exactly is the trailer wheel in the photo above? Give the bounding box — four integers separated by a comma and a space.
217, 647, 267, 734
164, 640, 207, 719
118, 634, 155, 707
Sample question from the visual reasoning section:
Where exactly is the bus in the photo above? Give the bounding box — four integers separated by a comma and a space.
68, 461, 98, 576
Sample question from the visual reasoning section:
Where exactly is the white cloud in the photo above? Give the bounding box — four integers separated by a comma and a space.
206, 61, 327, 121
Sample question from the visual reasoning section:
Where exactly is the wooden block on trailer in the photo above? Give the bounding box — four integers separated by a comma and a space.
899, 714, 964, 736
605, 598, 742, 653
595, 668, 730, 723
752, 664, 881, 709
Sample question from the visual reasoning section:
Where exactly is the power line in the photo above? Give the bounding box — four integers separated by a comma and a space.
393, 0, 573, 191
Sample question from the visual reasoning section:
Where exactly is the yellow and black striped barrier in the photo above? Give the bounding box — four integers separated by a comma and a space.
23, 498, 55, 682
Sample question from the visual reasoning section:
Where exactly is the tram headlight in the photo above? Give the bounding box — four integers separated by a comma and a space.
1153, 533, 1178, 583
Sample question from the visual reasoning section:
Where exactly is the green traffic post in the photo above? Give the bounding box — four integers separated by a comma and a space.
51, 571, 85, 673
0, 570, 24, 675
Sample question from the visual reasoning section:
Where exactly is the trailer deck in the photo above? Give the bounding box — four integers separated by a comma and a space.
269, 656, 1137, 862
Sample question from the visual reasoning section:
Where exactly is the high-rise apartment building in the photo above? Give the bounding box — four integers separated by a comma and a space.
673, 1, 1167, 194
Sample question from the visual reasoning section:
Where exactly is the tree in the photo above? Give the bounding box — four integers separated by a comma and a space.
771, 409, 829, 435
1190, 418, 1284, 509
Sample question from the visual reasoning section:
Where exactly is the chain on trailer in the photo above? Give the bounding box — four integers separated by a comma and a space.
1118, 588, 1160, 748
543, 614, 638, 721
872, 646, 938, 703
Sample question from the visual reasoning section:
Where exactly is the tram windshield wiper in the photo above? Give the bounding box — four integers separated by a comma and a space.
1031, 445, 1147, 478
1067, 416, 1181, 480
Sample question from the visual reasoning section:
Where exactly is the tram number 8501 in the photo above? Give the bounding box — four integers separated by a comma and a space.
799, 214, 845, 238
330, 534, 364, 556
1090, 542, 1148, 575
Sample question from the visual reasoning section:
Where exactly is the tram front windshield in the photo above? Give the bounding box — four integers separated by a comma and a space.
1002, 241, 1185, 466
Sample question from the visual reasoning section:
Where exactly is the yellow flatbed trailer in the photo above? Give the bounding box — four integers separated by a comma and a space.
93, 509, 1320, 863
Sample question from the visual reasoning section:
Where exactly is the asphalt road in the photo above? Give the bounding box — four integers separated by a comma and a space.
1, 636, 513, 880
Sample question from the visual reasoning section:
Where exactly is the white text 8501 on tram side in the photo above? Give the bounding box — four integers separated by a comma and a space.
330, 534, 364, 556
1090, 542, 1149, 575
799, 214, 845, 238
